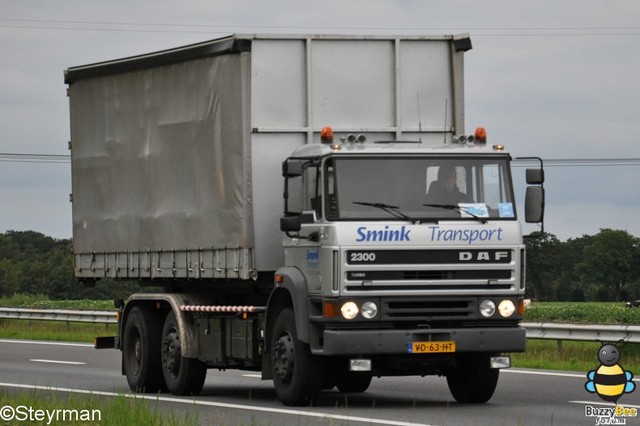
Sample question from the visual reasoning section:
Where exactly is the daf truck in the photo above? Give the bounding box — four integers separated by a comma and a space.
64, 34, 544, 406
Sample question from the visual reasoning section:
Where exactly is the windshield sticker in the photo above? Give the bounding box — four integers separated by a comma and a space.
498, 203, 515, 218
458, 203, 489, 218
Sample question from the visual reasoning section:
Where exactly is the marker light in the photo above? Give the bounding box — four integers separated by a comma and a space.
474, 127, 487, 143
518, 299, 526, 315
321, 126, 334, 144
341, 301, 359, 320
323, 301, 340, 318
493, 144, 505, 151
479, 299, 496, 318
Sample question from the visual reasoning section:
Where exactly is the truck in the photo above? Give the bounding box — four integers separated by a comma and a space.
64, 33, 545, 406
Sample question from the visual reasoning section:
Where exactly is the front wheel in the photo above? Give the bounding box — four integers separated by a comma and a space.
446, 353, 499, 403
161, 311, 207, 396
271, 308, 325, 406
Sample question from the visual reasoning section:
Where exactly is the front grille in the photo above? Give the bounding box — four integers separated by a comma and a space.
382, 298, 476, 321
346, 284, 512, 291
347, 270, 511, 281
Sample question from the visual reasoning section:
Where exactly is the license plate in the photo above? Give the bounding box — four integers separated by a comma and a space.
408, 341, 456, 354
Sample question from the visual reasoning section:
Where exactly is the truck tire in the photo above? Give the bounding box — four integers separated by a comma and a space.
122, 306, 165, 393
161, 311, 207, 396
446, 353, 499, 403
271, 308, 324, 406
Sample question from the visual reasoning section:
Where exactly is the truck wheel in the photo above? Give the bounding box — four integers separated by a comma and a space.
122, 306, 165, 393
336, 373, 372, 393
161, 311, 207, 396
271, 308, 324, 406
446, 353, 499, 403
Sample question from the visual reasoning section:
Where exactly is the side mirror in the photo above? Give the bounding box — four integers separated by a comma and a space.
526, 169, 544, 185
525, 186, 545, 223
282, 160, 304, 177
280, 215, 302, 233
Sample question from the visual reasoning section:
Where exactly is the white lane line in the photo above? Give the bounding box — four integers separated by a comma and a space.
0, 382, 434, 426
504, 368, 640, 382
503, 369, 584, 379
0, 339, 92, 348
30, 359, 86, 365
569, 400, 640, 409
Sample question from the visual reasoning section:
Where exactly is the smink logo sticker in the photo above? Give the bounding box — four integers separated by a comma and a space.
584, 342, 637, 425
356, 226, 411, 242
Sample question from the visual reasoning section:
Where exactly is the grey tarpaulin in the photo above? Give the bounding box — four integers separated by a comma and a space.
69, 53, 253, 254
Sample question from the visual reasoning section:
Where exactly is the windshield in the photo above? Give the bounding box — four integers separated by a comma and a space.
325, 156, 516, 221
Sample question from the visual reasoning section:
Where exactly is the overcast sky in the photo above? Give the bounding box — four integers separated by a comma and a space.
1, 0, 639, 241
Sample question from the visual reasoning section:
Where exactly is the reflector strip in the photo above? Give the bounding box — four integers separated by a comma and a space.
180, 305, 265, 313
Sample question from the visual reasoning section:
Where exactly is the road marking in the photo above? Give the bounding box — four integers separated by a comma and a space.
505, 368, 640, 382
0, 382, 434, 426
570, 400, 640, 409
30, 359, 86, 365
504, 369, 584, 379
0, 339, 92, 348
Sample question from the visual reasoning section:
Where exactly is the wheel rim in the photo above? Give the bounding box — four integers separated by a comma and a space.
162, 327, 181, 379
272, 331, 295, 385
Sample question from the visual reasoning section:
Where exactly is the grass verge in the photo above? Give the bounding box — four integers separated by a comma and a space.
0, 319, 116, 342
513, 339, 640, 373
0, 390, 198, 426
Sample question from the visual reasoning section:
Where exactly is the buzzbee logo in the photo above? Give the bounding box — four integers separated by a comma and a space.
585, 343, 635, 403
584, 342, 637, 425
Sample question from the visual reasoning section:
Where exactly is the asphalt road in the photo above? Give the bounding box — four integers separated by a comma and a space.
1, 338, 639, 425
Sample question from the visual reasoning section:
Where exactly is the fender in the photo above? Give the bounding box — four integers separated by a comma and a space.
267, 266, 310, 344
122, 292, 215, 358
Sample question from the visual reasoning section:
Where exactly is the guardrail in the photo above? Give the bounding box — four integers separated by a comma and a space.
0, 307, 117, 324
521, 322, 640, 343
0, 308, 639, 344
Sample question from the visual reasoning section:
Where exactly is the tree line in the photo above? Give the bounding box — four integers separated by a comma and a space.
526, 229, 640, 302
0, 228, 638, 302
0, 231, 137, 300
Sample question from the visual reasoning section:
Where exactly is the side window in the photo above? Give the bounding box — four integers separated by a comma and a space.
303, 165, 320, 217
325, 161, 337, 220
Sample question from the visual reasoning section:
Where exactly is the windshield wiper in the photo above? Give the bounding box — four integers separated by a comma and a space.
423, 204, 488, 224
353, 202, 422, 224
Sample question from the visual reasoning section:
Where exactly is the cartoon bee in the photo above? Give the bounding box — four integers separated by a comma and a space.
585, 342, 636, 403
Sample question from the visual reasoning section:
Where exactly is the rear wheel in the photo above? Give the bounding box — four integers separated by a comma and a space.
271, 308, 324, 406
122, 306, 165, 393
161, 311, 207, 396
446, 353, 499, 403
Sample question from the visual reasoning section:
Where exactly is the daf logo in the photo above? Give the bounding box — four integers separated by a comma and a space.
459, 251, 509, 261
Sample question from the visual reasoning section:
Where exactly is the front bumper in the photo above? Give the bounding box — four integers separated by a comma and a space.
319, 326, 525, 355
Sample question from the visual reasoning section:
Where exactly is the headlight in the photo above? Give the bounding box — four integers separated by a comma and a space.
498, 300, 516, 318
361, 301, 378, 319
479, 300, 496, 318
341, 301, 359, 320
